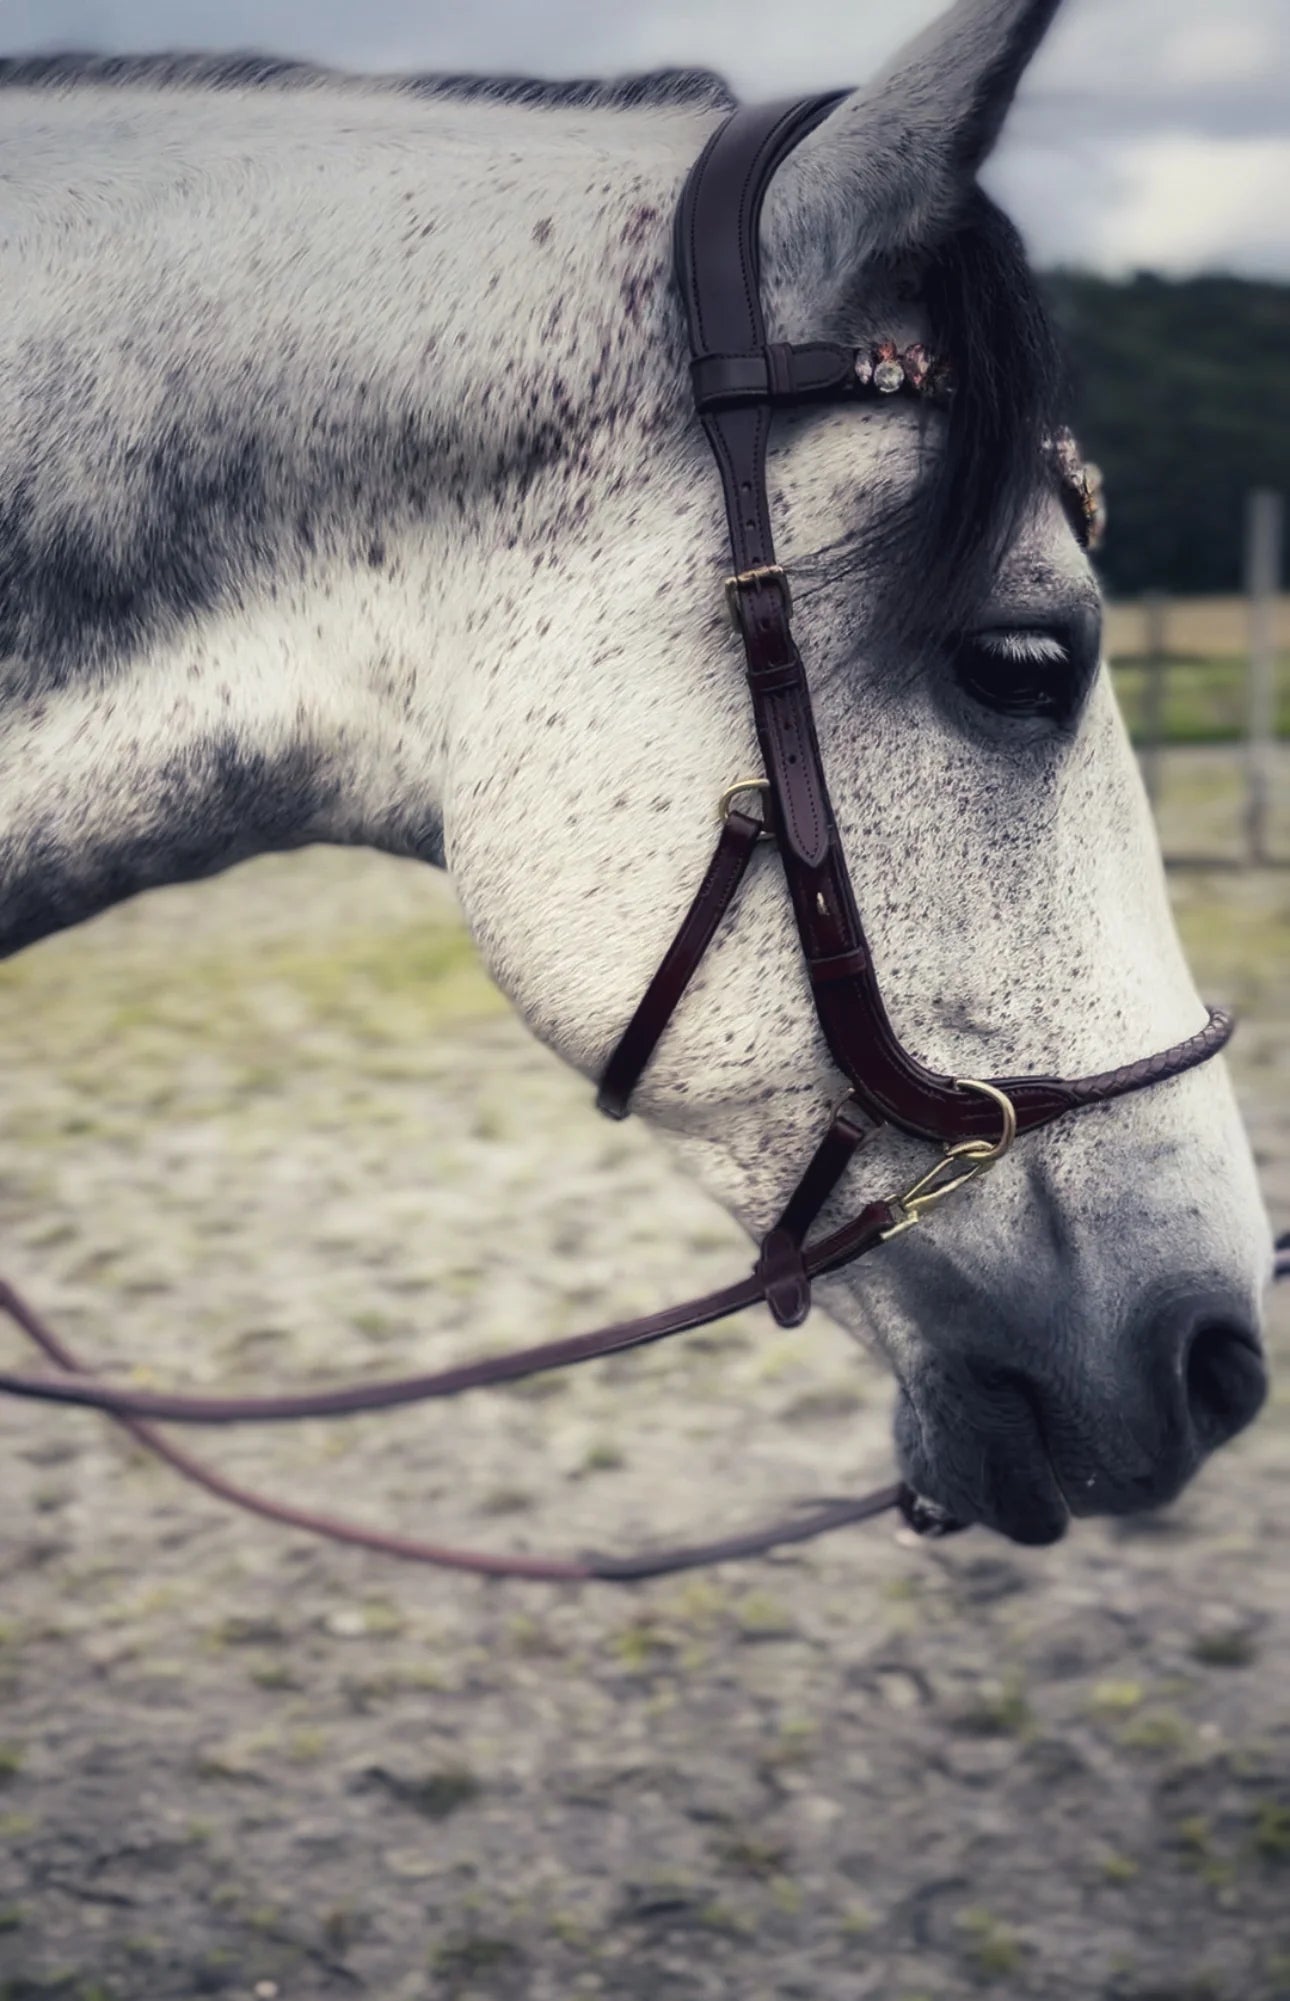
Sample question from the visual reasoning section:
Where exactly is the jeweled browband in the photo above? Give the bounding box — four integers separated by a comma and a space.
843, 338, 1105, 550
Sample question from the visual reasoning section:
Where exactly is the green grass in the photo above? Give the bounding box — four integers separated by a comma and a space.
0, 915, 499, 1083
1170, 871, 1290, 1017
1112, 653, 1290, 745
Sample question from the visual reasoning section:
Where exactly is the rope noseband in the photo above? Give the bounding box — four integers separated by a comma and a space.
0, 99, 1259, 1582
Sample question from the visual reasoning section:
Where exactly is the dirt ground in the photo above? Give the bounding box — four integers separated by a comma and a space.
1, 751, 1288, 2001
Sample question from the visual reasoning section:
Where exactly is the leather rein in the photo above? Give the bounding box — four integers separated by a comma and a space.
0, 98, 1248, 1583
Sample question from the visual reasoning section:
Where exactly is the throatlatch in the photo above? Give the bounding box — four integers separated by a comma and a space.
0, 97, 1245, 1583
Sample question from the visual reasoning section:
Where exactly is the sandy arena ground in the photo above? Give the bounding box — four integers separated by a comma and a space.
1, 751, 1288, 2001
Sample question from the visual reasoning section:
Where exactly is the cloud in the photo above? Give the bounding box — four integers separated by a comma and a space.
1005, 134, 1290, 277
3, 0, 1287, 275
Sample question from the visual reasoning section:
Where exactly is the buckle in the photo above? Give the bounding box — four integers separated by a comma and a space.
716, 776, 775, 842
724, 564, 792, 632
879, 1080, 1018, 1242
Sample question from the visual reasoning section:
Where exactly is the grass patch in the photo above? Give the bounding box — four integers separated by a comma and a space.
734, 1590, 796, 1641
1089, 1678, 1144, 1715
1112, 653, 1290, 745
954, 1672, 1033, 1738
1117, 1708, 1193, 1756
958, 1907, 1024, 1980
715, 1834, 790, 1879
0, 912, 498, 1081
1191, 1628, 1259, 1669
610, 1618, 673, 1673
1250, 1800, 1290, 1862
578, 1440, 625, 1475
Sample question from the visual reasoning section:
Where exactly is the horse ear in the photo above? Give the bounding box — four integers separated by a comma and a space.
764, 0, 1063, 293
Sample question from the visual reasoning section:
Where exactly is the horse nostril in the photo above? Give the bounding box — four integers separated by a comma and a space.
1184, 1317, 1267, 1451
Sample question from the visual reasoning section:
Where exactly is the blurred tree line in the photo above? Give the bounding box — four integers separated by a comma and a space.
1041, 271, 1289, 598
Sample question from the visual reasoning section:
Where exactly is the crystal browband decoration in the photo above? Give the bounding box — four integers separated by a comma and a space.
853, 339, 953, 400
1048, 426, 1107, 551
851, 342, 1106, 552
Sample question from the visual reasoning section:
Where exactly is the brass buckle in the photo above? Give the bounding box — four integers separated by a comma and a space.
880, 1080, 1017, 1241
724, 563, 792, 632
716, 777, 774, 840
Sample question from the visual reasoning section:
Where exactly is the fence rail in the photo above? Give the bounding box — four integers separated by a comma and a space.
1105, 491, 1287, 869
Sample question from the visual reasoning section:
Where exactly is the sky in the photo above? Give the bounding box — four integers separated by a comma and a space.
2, 0, 1287, 278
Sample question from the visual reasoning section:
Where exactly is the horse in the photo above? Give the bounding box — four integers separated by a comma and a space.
0, 0, 1273, 1555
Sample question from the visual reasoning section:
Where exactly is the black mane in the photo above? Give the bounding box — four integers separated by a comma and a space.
823, 189, 1069, 642
0, 51, 734, 111
919, 188, 1069, 630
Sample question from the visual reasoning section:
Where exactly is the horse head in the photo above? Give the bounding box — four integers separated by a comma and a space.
0, 0, 1271, 1546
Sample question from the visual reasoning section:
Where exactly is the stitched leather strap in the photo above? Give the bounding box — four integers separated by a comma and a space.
756, 1095, 877, 1326
597, 809, 762, 1119
670, 97, 1238, 1144
690, 341, 856, 412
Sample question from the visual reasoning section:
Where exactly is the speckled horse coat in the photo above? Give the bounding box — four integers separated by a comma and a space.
0, 0, 1272, 1542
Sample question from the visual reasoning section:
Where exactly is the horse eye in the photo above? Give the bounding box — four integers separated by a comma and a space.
953, 628, 1083, 723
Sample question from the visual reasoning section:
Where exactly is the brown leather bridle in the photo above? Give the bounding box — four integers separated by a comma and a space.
0, 98, 1239, 1582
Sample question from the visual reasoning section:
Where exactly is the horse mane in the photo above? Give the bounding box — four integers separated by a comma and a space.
0, 52, 735, 112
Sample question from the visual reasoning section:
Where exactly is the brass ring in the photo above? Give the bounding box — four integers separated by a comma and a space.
951, 1078, 1017, 1162
717, 777, 773, 834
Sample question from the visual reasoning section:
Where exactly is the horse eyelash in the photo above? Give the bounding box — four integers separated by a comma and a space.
971, 630, 1071, 667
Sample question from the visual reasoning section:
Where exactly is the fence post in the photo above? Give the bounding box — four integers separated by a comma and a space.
1140, 590, 1168, 812
1245, 489, 1283, 865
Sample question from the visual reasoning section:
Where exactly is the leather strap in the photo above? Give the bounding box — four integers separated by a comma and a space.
670, 97, 1238, 1144
0, 1190, 898, 1425
756, 1095, 876, 1327
586, 1481, 905, 1580
674, 99, 845, 879
0, 1276, 908, 1581
774, 1096, 875, 1243
690, 340, 856, 413
597, 809, 762, 1119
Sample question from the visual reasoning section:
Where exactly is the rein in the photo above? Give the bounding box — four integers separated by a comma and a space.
0, 98, 1262, 1583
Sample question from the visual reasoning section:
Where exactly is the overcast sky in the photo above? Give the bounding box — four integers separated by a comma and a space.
3, 0, 1286, 277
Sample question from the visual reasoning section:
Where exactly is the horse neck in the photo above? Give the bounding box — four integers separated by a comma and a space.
3, 80, 704, 865
10, 80, 692, 421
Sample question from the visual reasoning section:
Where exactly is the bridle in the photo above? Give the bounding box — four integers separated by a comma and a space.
0, 97, 1247, 1582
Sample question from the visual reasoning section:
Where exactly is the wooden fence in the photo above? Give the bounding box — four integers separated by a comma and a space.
1106, 491, 1287, 868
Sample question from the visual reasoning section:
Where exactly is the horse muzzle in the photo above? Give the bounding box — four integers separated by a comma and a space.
892, 1291, 1267, 1547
